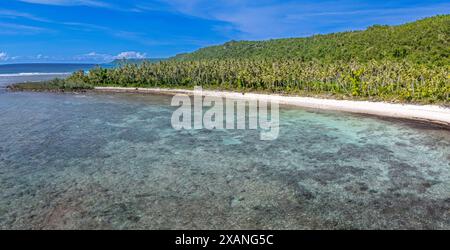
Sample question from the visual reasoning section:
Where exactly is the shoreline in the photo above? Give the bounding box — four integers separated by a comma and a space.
94, 87, 450, 127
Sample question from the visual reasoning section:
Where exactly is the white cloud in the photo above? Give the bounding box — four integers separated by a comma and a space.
115, 51, 146, 59
0, 22, 50, 35
159, 0, 450, 40
18, 0, 110, 8
0, 9, 50, 22
0, 52, 8, 61
159, 0, 327, 39
36, 54, 50, 59
74, 51, 147, 62
17, 0, 141, 12
74, 51, 113, 62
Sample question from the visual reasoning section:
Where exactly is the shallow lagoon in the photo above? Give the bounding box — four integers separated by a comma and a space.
0, 89, 449, 229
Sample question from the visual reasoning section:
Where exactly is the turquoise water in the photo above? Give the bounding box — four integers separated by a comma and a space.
0, 88, 449, 229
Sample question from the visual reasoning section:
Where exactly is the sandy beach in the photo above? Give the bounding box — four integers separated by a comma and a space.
94, 86, 450, 127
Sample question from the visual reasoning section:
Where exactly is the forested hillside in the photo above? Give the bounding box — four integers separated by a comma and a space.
174, 15, 449, 66
12, 15, 450, 104
109, 58, 165, 65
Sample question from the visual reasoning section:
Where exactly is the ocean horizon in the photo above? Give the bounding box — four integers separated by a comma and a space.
1, 0, 449, 235
0, 63, 101, 75
0, 63, 111, 88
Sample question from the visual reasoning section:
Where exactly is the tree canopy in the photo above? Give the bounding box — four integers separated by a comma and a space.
174, 15, 450, 66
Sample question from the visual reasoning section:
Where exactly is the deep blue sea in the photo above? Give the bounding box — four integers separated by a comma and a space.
0, 63, 104, 88
0, 64, 449, 229
0, 63, 98, 75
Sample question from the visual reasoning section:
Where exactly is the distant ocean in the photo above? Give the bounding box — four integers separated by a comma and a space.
0, 63, 100, 88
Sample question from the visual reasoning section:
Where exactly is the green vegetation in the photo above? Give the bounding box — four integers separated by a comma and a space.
8, 78, 93, 92
10, 15, 450, 104
174, 15, 450, 66
109, 58, 166, 66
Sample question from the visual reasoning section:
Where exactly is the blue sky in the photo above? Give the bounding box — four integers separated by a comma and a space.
0, 0, 449, 63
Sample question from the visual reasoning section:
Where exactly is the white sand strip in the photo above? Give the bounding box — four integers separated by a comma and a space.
94, 87, 450, 126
